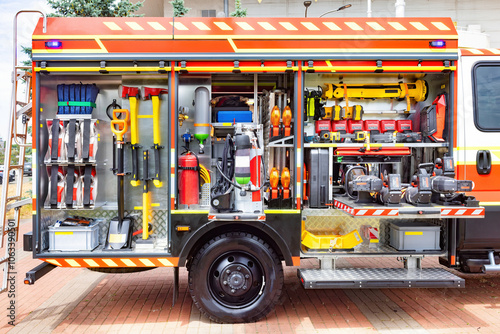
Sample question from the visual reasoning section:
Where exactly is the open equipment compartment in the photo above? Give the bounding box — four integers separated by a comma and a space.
22, 15, 496, 324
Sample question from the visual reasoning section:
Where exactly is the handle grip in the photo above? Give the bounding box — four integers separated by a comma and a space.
111, 119, 128, 141
113, 108, 130, 122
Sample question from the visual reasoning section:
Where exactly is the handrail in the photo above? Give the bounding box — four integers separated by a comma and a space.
12, 10, 46, 147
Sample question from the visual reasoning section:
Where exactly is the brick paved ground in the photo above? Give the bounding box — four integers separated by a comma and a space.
2, 220, 500, 333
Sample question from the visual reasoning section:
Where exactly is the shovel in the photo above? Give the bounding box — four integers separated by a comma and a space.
106, 109, 134, 250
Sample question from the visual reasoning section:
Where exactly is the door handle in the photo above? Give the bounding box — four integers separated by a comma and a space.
476, 150, 491, 175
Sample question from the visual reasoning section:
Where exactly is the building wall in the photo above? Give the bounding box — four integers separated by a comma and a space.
161, 0, 235, 17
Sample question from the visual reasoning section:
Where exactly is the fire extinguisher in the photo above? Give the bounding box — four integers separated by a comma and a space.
178, 152, 199, 205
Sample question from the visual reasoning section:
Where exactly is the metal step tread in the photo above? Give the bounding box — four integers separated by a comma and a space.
298, 267, 464, 289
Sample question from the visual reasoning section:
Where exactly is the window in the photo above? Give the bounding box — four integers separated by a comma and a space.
473, 62, 500, 131
202, 10, 216, 17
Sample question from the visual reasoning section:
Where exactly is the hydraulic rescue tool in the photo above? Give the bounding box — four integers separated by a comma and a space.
404, 164, 433, 206
378, 172, 402, 206
324, 80, 428, 112
122, 86, 141, 187
345, 166, 383, 204
106, 109, 134, 250
143, 87, 168, 188
429, 158, 475, 205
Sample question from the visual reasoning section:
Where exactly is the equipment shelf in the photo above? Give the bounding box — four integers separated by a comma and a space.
301, 243, 444, 257
304, 142, 449, 148
333, 197, 485, 219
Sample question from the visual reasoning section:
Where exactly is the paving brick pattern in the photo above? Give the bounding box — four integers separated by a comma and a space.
2, 223, 500, 333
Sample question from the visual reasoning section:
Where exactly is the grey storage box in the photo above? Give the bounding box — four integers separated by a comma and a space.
389, 222, 440, 251
48, 220, 101, 251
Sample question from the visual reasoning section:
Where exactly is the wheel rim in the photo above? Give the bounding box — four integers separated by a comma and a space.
208, 251, 265, 308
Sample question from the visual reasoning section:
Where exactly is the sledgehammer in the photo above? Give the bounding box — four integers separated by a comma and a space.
143, 87, 168, 188
122, 86, 141, 187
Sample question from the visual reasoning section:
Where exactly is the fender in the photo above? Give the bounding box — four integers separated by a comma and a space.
177, 220, 296, 267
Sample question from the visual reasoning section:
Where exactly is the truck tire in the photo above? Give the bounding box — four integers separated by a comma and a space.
188, 231, 283, 323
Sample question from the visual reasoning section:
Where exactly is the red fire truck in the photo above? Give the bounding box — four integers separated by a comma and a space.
1, 14, 499, 323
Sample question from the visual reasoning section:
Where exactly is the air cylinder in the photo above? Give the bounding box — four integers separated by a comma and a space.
193, 87, 210, 154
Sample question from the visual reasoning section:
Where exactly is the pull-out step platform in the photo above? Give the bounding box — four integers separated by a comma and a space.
298, 268, 464, 289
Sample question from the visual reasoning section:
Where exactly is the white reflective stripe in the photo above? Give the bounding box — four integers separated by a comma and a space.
296, 182, 301, 198
258, 22, 276, 30
171, 149, 175, 168
367, 22, 385, 30
104, 22, 122, 31
236, 22, 254, 30
296, 148, 302, 168
121, 259, 136, 266
171, 174, 175, 199
456, 209, 467, 215
301, 22, 320, 31
279, 22, 298, 31
388, 210, 398, 215
103, 259, 118, 267
356, 210, 368, 216
388, 22, 407, 31
139, 259, 156, 267
214, 22, 232, 30
170, 22, 188, 30
66, 259, 81, 267
148, 22, 166, 31
441, 209, 452, 215
235, 155, 250, 168
46, 259, 61, 266
192, 22, 210, 31
125, 22, 144, 30
373, 210, 384, 215
431, 22, 450, 31
410, 22, 428, 31
323, 22, 342, 31
158, 258, 173, 266
83, 259, 99, 267
345, 22, 363, 31
472, 209, 483, 215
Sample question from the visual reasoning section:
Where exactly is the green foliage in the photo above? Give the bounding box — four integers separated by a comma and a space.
46, 0, 144, 17
230, 0, 247, 17
170, 0, 190, 17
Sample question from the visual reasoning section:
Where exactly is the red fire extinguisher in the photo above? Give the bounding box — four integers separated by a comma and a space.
179, 152, 199, 205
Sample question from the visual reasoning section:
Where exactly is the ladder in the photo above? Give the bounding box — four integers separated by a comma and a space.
0, 10, 46, 293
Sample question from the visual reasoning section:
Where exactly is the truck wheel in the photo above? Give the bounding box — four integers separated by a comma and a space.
188, 232, 283, 323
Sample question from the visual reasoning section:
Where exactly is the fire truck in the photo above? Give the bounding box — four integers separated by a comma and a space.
1, 13, 499, 323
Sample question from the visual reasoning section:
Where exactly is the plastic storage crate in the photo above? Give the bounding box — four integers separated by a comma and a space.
48, 220, 101, 251
389, 222, 440, 251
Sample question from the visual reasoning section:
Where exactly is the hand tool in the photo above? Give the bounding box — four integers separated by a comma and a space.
106, 109, 134, 250
121, 86, 141, 187
143, 87, 168, 188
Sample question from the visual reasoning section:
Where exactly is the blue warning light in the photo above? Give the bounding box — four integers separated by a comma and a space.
45, 41, 62, 48
429, 40, 446, 48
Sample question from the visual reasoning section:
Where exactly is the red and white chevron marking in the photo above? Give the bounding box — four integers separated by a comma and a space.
440, 208, 485, 217
334, 200, 399, 216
